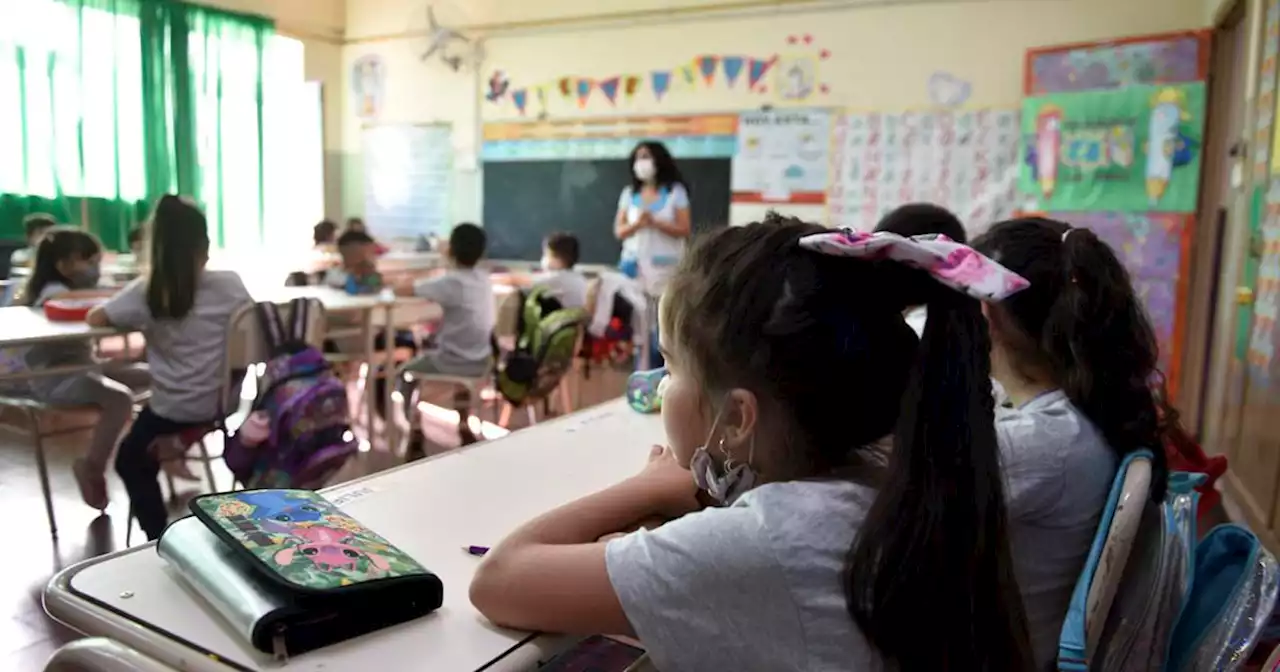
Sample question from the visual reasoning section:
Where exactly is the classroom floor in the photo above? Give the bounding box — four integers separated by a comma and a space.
0, 364, 630, 670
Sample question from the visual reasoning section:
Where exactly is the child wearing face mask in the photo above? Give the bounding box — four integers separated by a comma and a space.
471, 215, 1036, 671
21, 227, 151, 512
493, 232, 589, 310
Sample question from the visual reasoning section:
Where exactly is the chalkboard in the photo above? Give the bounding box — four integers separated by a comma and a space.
481, 159, 731, 263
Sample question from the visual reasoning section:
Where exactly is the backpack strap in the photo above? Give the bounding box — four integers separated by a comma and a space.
255, 301, 288, 357
288, 298, 311, 344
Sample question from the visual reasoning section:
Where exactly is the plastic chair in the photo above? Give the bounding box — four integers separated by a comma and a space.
43, 637, 174, 671
1057, 451, 1153, 670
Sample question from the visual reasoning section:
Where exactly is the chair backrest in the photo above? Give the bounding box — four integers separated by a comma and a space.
44, 637, 175, 671
1058, 451, 1152, 670
221, 299, 327, 409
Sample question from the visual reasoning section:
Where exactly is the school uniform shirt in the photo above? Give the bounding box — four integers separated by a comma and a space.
619, 183, 690, 297
997, 390, 1117, 670
531, 269, 588, 310
102, 270, 253, 422
413, 267, 495, 367
606, 479, 883, 672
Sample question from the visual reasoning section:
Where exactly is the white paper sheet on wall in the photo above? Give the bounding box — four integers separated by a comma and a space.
828, 109, 1021, 234
732, 108, 832, 203
362, 124, 452, 240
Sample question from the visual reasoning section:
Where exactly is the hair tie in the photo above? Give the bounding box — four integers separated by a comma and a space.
797, 228, 1030, 301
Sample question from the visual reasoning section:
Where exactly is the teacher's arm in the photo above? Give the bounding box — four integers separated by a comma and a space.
614, 206, 645, 241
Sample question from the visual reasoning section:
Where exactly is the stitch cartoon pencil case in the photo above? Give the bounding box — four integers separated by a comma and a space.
157, 489, 443, 660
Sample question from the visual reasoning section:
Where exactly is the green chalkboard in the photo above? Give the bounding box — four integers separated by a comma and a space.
481, 159, 731, 263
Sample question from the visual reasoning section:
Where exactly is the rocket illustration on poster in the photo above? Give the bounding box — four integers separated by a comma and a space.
1019, 83, 1204, 213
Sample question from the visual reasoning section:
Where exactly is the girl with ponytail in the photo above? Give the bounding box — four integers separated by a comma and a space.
973, 217, 1180, 668
472, 214, 1035, 671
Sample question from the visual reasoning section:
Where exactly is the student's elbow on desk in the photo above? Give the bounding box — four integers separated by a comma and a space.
85, 306, 110, 328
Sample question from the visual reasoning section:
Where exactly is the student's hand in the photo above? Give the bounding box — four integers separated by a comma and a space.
633, 445, 701, 520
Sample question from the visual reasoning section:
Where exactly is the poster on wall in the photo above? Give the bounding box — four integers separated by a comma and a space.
351, 55, 386, 121
731, 108, 831, 204
362, 124, 452, 240
828, 109, 1021, 232
1018, 83, 1206, 213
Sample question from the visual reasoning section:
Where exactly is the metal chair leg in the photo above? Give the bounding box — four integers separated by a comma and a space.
197, 437, 217, 492
30, 410, 57, 538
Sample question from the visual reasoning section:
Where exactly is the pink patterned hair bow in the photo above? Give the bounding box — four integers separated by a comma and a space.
798, 229, 1030, 301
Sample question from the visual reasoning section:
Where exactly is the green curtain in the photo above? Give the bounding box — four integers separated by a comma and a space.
0, 0, 272, 251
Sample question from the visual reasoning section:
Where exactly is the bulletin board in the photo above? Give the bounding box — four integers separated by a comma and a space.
827, 108, 1021, 233
362, 124, 453, 241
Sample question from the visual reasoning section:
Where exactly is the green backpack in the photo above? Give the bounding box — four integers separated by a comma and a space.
496, 286, 587, 406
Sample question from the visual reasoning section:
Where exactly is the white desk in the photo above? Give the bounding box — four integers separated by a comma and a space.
45, 400, 663, 671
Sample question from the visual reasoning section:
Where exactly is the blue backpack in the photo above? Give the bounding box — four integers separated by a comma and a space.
1059, 452, 1279, 670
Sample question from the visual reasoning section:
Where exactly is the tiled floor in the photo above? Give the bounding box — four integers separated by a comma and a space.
1, 364, 629, 670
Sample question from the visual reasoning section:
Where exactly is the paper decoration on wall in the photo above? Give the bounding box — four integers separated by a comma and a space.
1241, 1, 1280, 367
1019, 83, 1206, 213
928, 72, 973, 108
1026, 33, 1208, 95
1048, 212, 1188, 375
490, 38, 825, 117
485, 70, 510, 102
351, 55, 386, 121
828, 109, 1021, 233
732, 109, 832, 204
481, 114, 739, 162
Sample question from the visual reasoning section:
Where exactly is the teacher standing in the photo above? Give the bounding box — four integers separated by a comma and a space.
614, 141, 692, 369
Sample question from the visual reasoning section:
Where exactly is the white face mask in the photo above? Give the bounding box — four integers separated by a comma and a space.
539, 255, 553, 271
633, 158, 656, 182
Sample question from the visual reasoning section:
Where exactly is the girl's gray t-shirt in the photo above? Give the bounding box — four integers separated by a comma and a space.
605, 479, 884, 672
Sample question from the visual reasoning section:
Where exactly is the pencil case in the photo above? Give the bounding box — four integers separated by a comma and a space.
157, 489, 443, 660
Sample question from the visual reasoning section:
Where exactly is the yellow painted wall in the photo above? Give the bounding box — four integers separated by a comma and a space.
342, 0, 1206, 226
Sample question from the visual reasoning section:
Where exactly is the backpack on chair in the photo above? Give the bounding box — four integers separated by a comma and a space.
223, 298, 357, 489
497, 286, 587, 407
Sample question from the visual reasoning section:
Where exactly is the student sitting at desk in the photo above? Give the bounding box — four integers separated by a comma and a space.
343, 216, 389, 255
10, 213, 57, 268
471, 215, 1035, 671
493, 231, 588, 310
20, 227, 149, 512
322, 229, 417, 353
88, 195, 253, 541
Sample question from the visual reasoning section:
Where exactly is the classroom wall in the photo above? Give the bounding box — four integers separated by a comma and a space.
342, 0, 1206, 233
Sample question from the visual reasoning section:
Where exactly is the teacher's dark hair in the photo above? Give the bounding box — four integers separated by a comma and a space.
628, 141, 688, 196
663, 213, 1032, 670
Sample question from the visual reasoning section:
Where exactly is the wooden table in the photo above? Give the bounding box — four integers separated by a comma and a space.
45, 400, 663, 671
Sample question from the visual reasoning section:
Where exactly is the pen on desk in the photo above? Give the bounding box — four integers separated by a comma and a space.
463, 545, 489, 557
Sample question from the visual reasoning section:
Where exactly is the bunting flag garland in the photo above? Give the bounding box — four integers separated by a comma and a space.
488, 39, 829, 114
652, 70, 672, 100
747, 57, 775, 90
696, 55, 720, 85
599, 77, 621, 105
722, 56, 745, 87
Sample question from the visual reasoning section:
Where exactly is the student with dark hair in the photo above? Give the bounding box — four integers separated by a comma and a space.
11, 213, 58, 267
875, 203, 969, 336
325, 229, 381, 293
20, 227, 148, 512
973, 217, 1180, 667
313, 219, 338, 248
471, 214, 1034, 671
495, 231, 588, 310
402, 222, 494, 376
88, 195, 252, 541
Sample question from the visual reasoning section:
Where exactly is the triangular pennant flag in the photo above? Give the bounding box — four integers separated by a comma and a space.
558, 77, 573, 98
680, 64, 697, 86
576, 78, 593, 108
652, 71, 672, 100
722, 56, 745, 87
536, 86, 548, 115
512, 89, 528, 115
599, 77, 621, 105
747, 57, 775, 90
697, 55, 719, 85
624, 75, 641, 100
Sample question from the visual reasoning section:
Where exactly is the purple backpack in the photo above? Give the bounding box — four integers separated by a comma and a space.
223, 299, 357, 489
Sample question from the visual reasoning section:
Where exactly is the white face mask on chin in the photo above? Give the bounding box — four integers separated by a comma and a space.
633, 158, 656, 182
